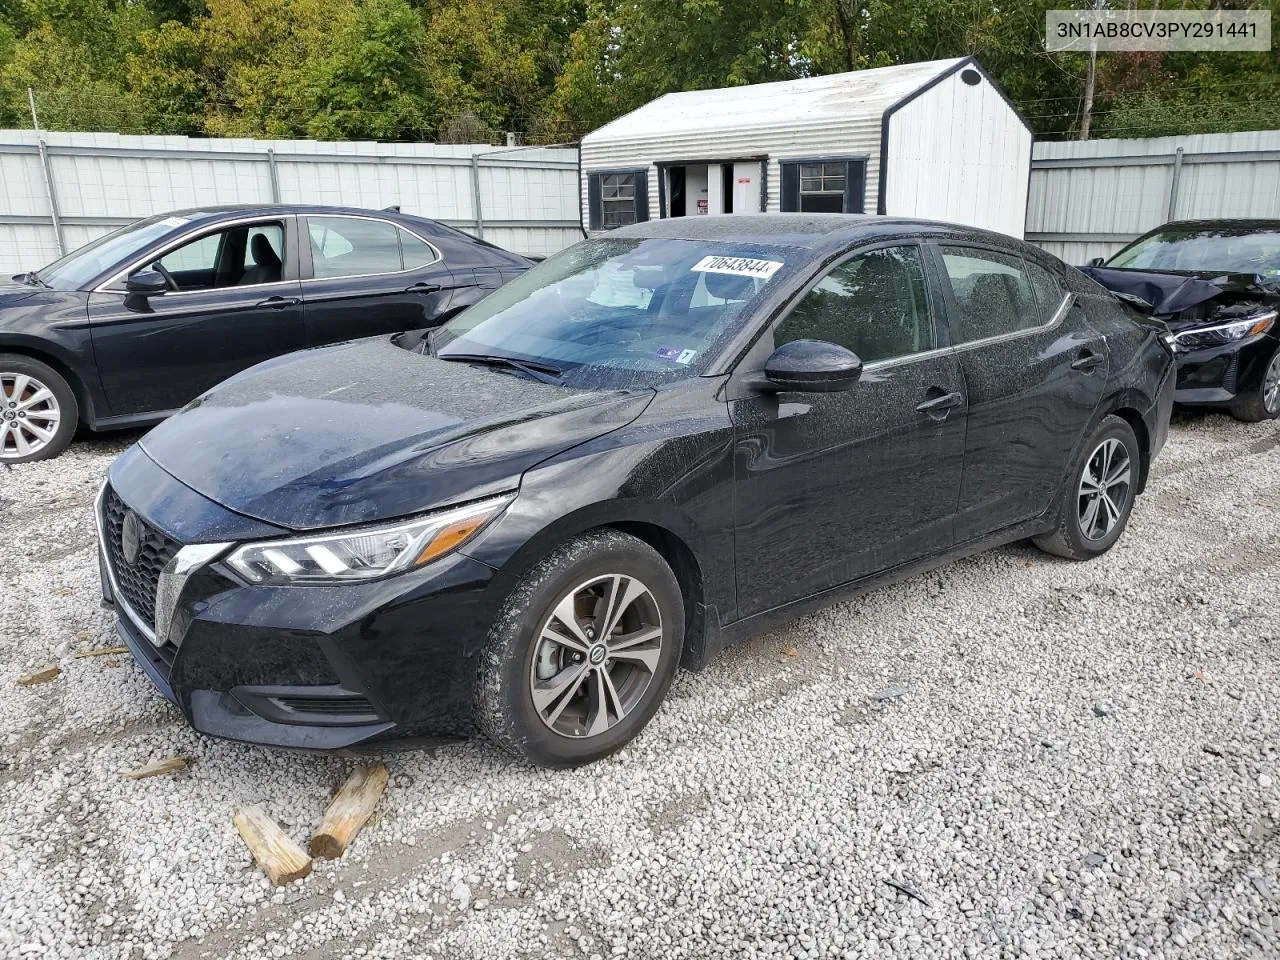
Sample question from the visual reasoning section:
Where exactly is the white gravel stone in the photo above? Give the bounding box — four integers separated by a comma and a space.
2, 413, 1279, 959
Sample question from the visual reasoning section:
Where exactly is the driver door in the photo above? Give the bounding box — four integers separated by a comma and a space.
729, 242, 967, 616
88, 218, 305, 418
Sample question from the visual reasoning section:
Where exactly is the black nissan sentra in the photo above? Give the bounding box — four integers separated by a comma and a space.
98, 215, 1175, 767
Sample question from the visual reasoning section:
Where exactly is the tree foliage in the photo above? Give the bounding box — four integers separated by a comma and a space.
0, 0, 1276, 142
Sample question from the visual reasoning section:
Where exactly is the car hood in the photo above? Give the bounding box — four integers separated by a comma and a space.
140, 337, 653, 530
0, 279, 44, 309
1081, 266, 1279, 320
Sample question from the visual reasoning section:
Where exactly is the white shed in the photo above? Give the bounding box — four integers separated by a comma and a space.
579, 57, 1032, 239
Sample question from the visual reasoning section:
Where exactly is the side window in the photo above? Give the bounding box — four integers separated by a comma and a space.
399, 229, 438, 270
939, 246, 1039, 344
156, 233, 222, 279
145, 221, 284, 290
775, 245, 933, 363
1024, 260, 1069, 323
309, 217, 402, 279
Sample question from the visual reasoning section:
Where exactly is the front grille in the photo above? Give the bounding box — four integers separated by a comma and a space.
274, 695, 377, 716
102, 485, 182, 632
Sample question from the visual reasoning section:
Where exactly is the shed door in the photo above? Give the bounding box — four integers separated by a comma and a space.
730, 162, 763, 214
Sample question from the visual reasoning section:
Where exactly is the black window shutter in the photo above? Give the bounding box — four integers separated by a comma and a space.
779, 162, 800, 212
843, 160, 866, 214
632, 171, 649, 223
587, 174, 603, 230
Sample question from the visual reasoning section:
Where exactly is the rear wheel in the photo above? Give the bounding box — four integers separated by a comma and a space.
478, 530, 683, 768
1033, 415, 1139, 560
1229, 344, 1280, 423
0, 355, 78, 463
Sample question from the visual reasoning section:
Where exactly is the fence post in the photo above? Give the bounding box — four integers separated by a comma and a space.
470, 153, 485, 239
1166, 146, 1184, 221
266, 148, 281, 203
36, 138, 66, 257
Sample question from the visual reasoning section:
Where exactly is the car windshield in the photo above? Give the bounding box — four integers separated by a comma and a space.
433, 238, 795, 389
1106, 226, 1280, 278
28, 216, 186, 290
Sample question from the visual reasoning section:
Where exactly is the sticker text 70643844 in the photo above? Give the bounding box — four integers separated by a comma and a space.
690, 256, 783, 281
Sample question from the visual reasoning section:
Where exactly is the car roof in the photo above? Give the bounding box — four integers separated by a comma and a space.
609, 213, 1037, 257
1158, 219, 1280, 232
140, 204, 437, 228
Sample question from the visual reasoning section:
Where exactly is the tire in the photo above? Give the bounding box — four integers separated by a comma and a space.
478, 529, 684, 768
1032, 415, 1140, 561
0, 354, 78, 464
1229, 343, 1280, 423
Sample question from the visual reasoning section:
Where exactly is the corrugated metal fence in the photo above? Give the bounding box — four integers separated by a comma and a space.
1026, 130, 1280, 265
0, 130, 583, 274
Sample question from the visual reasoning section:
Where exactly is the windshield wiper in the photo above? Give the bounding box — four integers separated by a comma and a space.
12, 271, 48, 288
437, 352, 563, 385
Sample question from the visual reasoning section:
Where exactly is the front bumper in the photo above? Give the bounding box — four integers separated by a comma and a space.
1173, 334, 1276, 406
98, 448, 501, 750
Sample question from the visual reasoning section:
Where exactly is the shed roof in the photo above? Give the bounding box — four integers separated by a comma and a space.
582, 58, 970, 145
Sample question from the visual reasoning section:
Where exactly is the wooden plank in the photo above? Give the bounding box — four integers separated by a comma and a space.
120, 757, 190, 780
310, 764, 389, 860
16, 665, 61, 686
233, 806, 312, 885
75, 646, 130, 659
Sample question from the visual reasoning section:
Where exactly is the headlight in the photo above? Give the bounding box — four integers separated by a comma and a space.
1173, 309, 1276, 350
226, 494, 513, 584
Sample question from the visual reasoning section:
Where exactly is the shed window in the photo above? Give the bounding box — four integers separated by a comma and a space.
588, 169, 650, 231
799, 163, 847, 212
602, 174, 637, 227
780, 158, 866, 214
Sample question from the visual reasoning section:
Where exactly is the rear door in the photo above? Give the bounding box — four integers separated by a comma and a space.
88, 217, 304, 418
932, 244, 1107, 542
730, 242, 967, 616
300, 215, 462, 346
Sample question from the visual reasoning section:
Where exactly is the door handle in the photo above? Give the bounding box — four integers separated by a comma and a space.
256, 296, 300, 309
405, 282, 442, 294
915, 391, 963, 417
1071, 350, 1103, 373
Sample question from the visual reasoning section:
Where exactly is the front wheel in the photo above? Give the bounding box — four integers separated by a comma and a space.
477, 530, 684, 768
1229, 344, 1280, 423
0, 355, 78, 463
1033, 415, 1140, 560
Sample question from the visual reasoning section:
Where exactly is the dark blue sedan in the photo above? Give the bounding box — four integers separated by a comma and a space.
0, 205, 533, 462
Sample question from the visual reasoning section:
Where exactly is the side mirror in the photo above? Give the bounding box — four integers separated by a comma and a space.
1087, 256, 1105, 268
759, 339, 863, 393
126, 271, 168, 296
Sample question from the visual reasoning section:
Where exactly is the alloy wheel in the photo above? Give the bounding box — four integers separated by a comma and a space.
0, 372, 61, 460
530, 573, 664, 739
1264, 352, 1280, 415
1077, 437, 1131, 541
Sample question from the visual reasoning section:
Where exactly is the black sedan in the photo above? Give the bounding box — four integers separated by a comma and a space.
1, 205, 532, 462
1083, 220, 1280, 421
98, 215, 1175, 767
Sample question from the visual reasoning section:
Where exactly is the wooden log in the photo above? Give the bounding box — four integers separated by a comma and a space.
120, 757, 190, 780
74, 645, 129, 659
16, 664, 61, 686
310, 763, 389, 860
233, 806, 312, 885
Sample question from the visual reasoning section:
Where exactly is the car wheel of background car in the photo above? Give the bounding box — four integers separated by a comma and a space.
1229, 344, 1280, 423
1032, 414, 1139, 561
0, 354, 78, 464
478, 529, 684, 768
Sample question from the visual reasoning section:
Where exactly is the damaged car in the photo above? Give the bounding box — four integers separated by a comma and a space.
1083, 220, 1280, 421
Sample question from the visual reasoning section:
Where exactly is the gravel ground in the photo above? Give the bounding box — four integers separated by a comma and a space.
1, 411, 1277, 960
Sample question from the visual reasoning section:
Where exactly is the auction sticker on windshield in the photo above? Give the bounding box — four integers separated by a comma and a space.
691, 256, 782, 280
